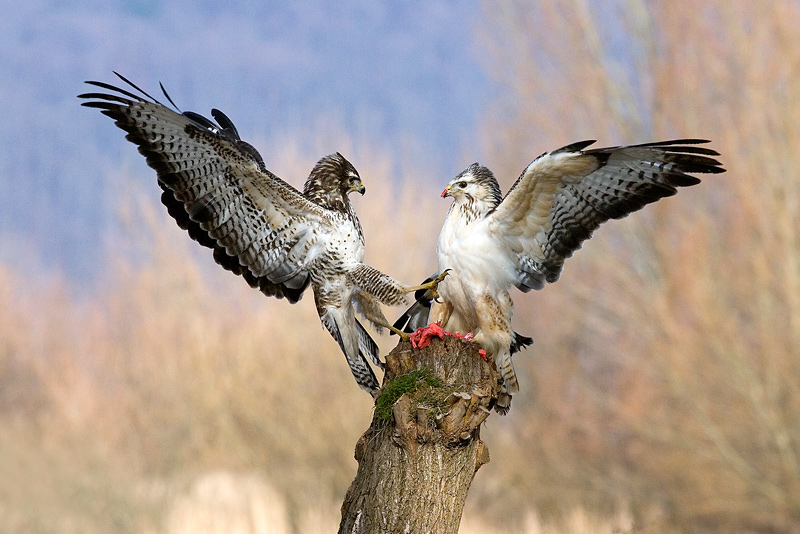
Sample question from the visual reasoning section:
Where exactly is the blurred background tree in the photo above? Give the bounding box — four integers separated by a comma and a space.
474, 1, 800, 532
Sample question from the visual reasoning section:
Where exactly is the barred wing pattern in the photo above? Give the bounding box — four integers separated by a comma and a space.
491, 140, 726, 292
80, 74, 408, 394
428, 139, 724, 413
81, 74, 326, 302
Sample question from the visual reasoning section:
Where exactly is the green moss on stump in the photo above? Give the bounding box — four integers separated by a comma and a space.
375, 369, 442, 421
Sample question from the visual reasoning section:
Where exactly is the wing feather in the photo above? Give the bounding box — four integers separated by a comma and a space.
490, 139, 725, 290
80, 75, 335, 303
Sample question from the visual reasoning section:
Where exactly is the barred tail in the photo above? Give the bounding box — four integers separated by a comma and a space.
494, 349, 518, 415
320, 309, 380, 395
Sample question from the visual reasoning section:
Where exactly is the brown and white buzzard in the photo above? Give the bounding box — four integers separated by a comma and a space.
80, 73, 439, 395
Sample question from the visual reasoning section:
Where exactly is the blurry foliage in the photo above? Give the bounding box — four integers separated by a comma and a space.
0, 141, 444, 533
1, 0, 799, 532
471, 0, 800, 532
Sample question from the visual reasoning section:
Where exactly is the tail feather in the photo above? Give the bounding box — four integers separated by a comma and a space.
320, 310, 379, 394
392, 300, 432, 334
510, 331, 533, 355
391, 273, 438, 334
356, 319, 384, 370
494, 390, 513, 415
493, 349, 519, 415
496, 351, 519, 395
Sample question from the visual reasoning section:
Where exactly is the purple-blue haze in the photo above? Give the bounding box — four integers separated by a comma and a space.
0, 1, 488, 281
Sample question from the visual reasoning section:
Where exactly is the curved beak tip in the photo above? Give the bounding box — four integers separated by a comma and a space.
441, 188, 449, 198
358, 185, 366, 195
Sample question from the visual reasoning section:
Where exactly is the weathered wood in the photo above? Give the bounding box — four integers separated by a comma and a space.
339, 335, 499, 534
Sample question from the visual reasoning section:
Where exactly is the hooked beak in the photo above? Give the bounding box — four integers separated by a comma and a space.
356, 182, 366, 195
441, 185, 451, 198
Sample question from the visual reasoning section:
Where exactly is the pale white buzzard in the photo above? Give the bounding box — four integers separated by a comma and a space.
397, 140, 725, 412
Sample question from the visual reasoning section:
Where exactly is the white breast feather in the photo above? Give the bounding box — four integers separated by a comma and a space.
437, 208, 517, 333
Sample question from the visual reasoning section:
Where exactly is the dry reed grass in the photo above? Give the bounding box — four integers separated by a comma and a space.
472, 0, 800, 531
0, 139, 448, 533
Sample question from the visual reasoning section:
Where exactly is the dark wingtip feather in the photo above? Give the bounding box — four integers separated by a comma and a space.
553, 140, 597, 154
182, 110, 220, 131
640, 140, 726, 172
159, 81, 181, 111
665, 173, 702, 187
112, 71, 161, 105
82, 80, 144, 102
633, 138, 711, 147
80, 101, 118, 110
77, 92, 133, 106
211, 109, 241, 139
664, 145, 721, 156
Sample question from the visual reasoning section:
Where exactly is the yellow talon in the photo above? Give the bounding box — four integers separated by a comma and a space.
388, 324, 411, 341
408, 269, 451, 300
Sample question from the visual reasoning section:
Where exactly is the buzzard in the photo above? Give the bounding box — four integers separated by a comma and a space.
396, 140, 725, 412
80, 73, 441, 395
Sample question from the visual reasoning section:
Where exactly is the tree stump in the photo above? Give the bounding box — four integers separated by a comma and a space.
339, 335, 499, 534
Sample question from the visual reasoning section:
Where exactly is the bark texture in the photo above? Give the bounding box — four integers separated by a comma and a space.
339, 335, 499, 534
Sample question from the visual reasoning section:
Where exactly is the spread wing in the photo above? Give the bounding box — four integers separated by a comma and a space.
489, 139, 725, 291
80, 73, 336, 303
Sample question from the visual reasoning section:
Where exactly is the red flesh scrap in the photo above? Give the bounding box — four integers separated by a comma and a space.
409, 321, 446, 349
409, 321, 482, 361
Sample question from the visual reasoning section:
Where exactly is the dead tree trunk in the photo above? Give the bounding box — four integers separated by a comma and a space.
339, 335, 499, 534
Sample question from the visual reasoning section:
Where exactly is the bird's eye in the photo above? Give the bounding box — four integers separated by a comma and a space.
458, 181, 467, 188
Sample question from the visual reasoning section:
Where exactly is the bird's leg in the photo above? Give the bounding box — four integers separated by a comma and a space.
389, 324, 412, 341
373, 319, 412, 341
377, 318, 443, 345
406, 269, 450, 300
357, 294, 414, 341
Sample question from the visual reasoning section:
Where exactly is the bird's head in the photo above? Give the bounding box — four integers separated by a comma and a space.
441, 163, 502, 212
335, 152, 366, 196
305, 152, 365, 211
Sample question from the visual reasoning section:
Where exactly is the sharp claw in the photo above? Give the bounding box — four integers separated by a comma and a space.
417, 269, 450, 293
